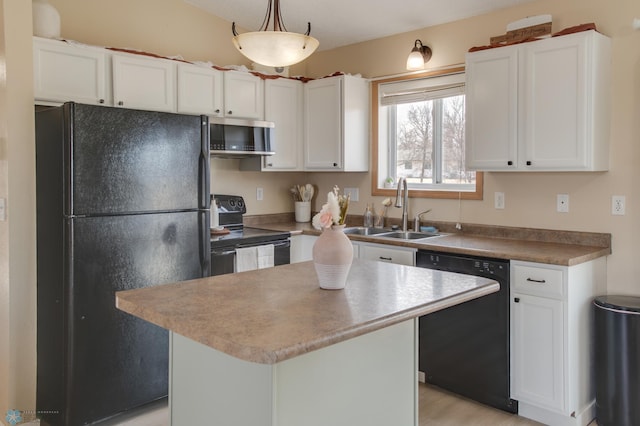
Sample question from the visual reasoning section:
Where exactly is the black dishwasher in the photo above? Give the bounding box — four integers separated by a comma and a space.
417, 250, 517, 413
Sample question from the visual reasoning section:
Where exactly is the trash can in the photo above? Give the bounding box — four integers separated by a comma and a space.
594, 295, 640, 426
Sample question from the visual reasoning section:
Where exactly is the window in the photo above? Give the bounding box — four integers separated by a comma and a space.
372, 68, 483, 200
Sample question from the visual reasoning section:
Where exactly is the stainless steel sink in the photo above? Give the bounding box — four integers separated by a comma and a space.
378, 231, 441, 240
343, 227, 394, 236
343, 227, 442, 241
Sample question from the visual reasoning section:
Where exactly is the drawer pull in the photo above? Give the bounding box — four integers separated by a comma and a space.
379, 256, 392, 261
526, 278, 546, 284
514, 297, 520, 303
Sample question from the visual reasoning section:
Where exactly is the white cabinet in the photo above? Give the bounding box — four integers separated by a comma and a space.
356, 242, 415, 266
33, 37, 110, 106
177, 63, 223, 116
511, 258, 606, 426
242, 78, 304, 171
112, 53, 176, 113
263, 78, 304, 170
223, 70, 264, 119
466, 30, 611, 171
290, 235, 317, 264
303, 75, 369, 171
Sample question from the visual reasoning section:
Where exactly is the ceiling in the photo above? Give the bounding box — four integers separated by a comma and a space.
184, 0, 535, 51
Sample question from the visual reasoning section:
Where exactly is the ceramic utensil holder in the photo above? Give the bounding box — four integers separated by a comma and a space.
295, 201, 311, 222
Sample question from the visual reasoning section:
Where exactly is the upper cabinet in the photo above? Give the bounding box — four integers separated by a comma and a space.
33, 36, 110, 106
303, 75, 369, 171
111, 53, 176, 113
262, 78, 304, 170
465, 30, 611, 171
177, 63, 224, 116
223, 70, 264, 120
32, 38, 368, 172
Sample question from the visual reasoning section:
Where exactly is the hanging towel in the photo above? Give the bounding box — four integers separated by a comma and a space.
235, 247, 258, 272
257, 244, 275, 269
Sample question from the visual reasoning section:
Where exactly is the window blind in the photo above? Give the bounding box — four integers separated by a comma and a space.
379, 72, 465, 106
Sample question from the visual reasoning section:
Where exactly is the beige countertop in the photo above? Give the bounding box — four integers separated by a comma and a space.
249, 220, 611, 266
116, 259, 498, 364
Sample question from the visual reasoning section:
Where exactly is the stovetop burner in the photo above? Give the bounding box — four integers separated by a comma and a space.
210, 194, 290, 249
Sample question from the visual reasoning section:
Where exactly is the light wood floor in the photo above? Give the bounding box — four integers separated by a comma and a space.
419, 383, 542, 426
87, 382, 598, 425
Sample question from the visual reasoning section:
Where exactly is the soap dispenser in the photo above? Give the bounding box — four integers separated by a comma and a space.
363, 204, 374, 228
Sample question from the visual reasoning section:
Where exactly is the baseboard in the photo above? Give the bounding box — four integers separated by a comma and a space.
518, 400, 596, 426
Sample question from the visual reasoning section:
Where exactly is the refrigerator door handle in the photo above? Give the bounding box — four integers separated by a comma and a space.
199, 116, 210, 209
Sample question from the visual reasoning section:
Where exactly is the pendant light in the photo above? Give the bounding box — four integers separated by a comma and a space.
232, 0, 319, 68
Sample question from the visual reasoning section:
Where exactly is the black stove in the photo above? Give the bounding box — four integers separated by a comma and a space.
209, 194, 291, 275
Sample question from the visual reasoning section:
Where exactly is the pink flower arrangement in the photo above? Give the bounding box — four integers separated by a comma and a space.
312, 185, 350, 229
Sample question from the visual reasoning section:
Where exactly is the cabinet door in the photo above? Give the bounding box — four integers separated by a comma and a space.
177, 64, 223, 116
521, 34, 589, 170
511, 293, 564, 412
263, 78, 303, 170
33, 37, 109, 105
112, 53, 176, 113
304, 77, 343, 170
465, 46, 518, 170
359, 244, 415, 266
290, 235, 317, 264
223, 71, 264, 119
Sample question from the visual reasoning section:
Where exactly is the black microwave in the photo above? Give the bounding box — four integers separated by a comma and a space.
209, 117, 275, 157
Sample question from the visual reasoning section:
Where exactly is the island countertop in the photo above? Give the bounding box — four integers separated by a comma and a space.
116, 259, 498, 364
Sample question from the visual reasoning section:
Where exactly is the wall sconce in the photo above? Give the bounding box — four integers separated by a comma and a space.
406, 39, 432, 71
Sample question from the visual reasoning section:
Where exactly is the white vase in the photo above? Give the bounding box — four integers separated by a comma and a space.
33, 0, 61, 39
312, 224, 354, 290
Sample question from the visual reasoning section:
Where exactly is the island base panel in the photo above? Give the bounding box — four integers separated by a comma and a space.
169, 319, 418, 426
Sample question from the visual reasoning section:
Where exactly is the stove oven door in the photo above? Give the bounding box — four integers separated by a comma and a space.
210, 239, 290, 276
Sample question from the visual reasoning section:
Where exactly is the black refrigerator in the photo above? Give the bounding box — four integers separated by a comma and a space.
35, 102, 210, 426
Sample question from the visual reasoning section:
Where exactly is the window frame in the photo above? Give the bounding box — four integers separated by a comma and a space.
371, 67, 483, 200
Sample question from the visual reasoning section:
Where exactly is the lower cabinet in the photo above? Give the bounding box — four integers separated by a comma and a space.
510, 258, 606, 426
290, 235, 317, 264
354, 242, 416, 266
291, 236, 416, 267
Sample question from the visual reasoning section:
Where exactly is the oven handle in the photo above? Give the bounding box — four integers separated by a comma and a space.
236, 240, 290, 249
212, 239, 290, 256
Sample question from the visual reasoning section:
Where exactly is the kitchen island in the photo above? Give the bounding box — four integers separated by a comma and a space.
116, 258, 499, 426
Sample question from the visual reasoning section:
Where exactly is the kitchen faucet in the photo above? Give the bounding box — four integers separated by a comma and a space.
395, 177, 409, 232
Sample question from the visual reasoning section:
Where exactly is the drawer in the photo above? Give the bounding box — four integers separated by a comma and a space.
360, 245, 415, 266
512, 262, 564, 299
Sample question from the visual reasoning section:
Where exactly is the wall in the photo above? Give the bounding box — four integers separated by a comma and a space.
1, 0, 38, 417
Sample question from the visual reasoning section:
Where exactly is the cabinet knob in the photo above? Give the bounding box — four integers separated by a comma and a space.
526, 161, 532, 166
215, 109, 220, 114
227, 110, 233, 115
266, 163, 273, 167
514, 297, 520, 303
118, 101, 124, 106
333, 162, 338, 167
507, 160, 513, 166
98, 99, 105, 104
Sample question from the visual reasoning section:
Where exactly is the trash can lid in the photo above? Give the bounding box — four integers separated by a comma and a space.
594, 295, 640, 313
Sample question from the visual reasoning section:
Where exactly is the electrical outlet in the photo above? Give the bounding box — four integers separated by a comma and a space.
494, 192, 505, 209
344, 187, 359, 202
612, 195, 626, 215
256, 187, 263, 201
557, 194, 569, 213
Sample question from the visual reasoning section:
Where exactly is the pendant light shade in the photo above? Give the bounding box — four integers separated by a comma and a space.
232, 0, 319, 67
